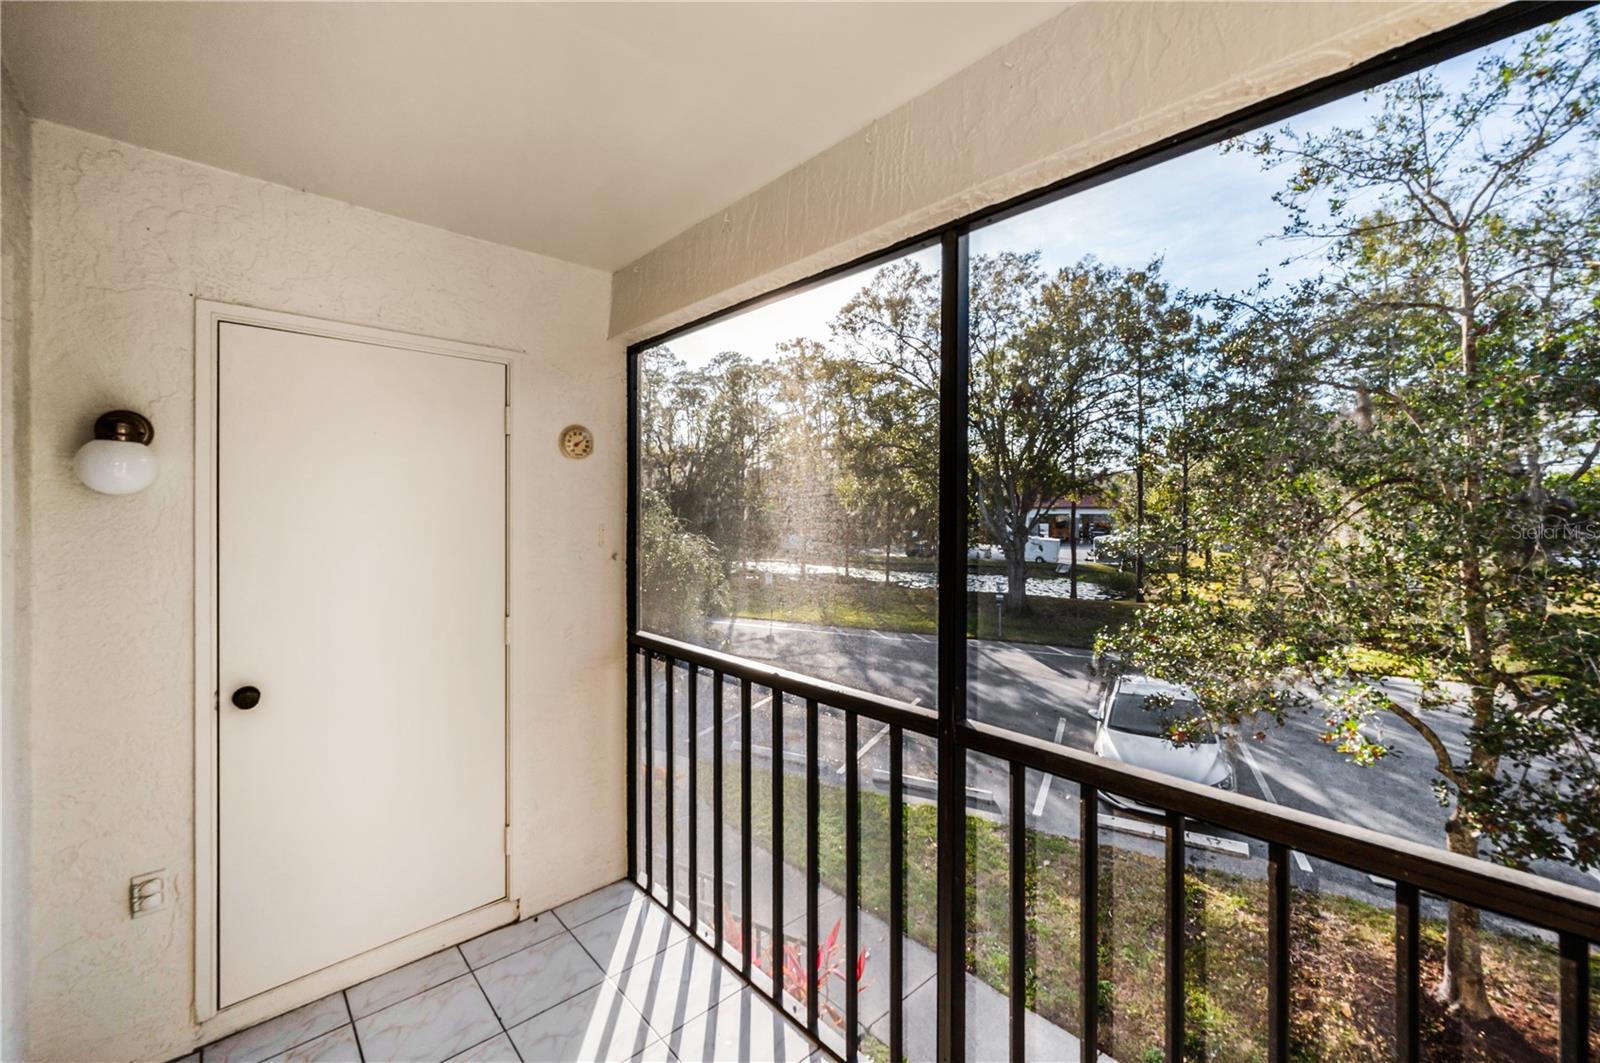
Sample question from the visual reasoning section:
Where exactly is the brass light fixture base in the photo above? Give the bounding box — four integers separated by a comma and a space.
93, 410, 155, 446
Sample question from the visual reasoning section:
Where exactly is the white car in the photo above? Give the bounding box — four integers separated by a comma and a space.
1092, 674, 1234, 809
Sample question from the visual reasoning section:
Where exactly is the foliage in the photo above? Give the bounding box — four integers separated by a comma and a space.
638, 487, 728, 640
1105, 13, 1600, 1016
642, 10, 1600, 1025
725, 768, 1588, 1062
970, 254, 1146, 608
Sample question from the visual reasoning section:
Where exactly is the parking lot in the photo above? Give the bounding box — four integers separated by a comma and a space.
660, 616, 1597, 912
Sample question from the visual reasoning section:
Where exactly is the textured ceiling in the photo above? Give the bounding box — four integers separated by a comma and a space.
3, 1, 1068, 269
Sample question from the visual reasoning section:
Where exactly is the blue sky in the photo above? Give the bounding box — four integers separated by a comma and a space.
659, 22, 1555, 369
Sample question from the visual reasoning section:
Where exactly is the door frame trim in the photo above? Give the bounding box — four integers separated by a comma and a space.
192, 300, 518, 1023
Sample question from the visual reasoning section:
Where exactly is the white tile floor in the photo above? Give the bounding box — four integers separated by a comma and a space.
182, 883, 824, 1063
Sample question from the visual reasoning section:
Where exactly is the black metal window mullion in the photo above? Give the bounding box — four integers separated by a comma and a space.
625, 348, 639, 885
935, 225, 971, 1063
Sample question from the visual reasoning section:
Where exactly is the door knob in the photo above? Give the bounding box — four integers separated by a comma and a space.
231, 686, 261, 710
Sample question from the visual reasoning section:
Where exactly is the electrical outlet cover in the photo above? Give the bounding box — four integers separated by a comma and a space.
130, 869, 166, 917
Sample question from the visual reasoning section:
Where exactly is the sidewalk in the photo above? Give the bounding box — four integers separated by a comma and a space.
659, 821, 1104, 1063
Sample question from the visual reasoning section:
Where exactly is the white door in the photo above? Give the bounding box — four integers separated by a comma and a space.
217, 323, 507, 1007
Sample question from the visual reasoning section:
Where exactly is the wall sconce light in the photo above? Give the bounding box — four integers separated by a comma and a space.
74, 410, 158, 495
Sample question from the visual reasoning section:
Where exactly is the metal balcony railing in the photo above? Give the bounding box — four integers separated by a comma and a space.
627, 629, 1599, 1063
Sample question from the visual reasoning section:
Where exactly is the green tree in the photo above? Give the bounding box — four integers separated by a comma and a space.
638, 487, 729, 640
640, 348, 778, 576
1099, 262, 1195, 601
970, 254, 1172, 610
768, 339, 851, 577
1109, 16, 1600, 1021
830, 258, 943, 571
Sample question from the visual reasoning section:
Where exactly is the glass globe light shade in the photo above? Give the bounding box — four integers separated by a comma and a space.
74, 410, 158, 495
74, 439, 158, 494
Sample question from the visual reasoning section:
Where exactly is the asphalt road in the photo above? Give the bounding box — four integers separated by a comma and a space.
663, 616, 1597, 913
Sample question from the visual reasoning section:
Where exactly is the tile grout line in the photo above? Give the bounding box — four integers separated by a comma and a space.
461, 944, 509, 1030
340, 991, 366, 1063
478, 928, 619, 1049
459, 943, 526, 1063
210, 888, 639, 1063
601, 967, 680, 1051
208, 1000, 354, 1063
340, 948, 484, 1028
567, 891, 722, 1052
632, 884, 825, 1061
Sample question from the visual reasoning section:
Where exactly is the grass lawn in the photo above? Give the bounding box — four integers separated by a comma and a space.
699, 767, 1594, 1062
728, 573, 1139, 649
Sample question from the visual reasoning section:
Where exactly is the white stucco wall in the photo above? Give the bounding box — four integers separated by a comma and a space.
2, 63, 35, 1063
23, 119, 624, 1063
609, 0, 1498, 343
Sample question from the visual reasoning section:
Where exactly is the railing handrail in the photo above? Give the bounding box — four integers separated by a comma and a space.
631, 630, 940, 735
967, 719, 1600, 940
632, 627, 1600, 941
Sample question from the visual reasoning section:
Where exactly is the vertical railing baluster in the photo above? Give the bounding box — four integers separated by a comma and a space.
627, 646, 637, 884
714, 673, 725, 955
688, 662, 699, 930
741, 678, 753, 981
1560, 932, 1590, 1063
1080, 787, 1099, 1060
629, 651, 1600, 1063
1165, 811, 1185, 1063
1267, 842, 1290, 1063
845, 711, 860, 1062
665, 658, 676, 912
771, 688, 785, 1008
644, 651, 654, 896
1395, 882, 1420, 1063
889, 724, 905, 1063
1009, 762, 1026, 1063
806, 698, 820, 1039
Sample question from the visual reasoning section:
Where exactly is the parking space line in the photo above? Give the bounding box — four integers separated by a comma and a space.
874, 770, 997, 806
1239, 744, 1315, 875
720, 616, 1090, 657
1031, 718, 1068, 817
751, 744, 808, 766
1007, 642, 1092, 659
839, 723, 891, 776
698, 694, 771, 739
1105, 814, 1251, 858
